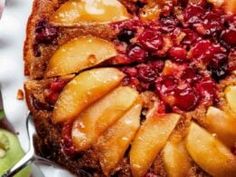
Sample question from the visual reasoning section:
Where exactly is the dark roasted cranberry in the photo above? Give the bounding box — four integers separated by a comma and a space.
135, 0, 146, 8
221, 27, 236, 46
168, 47, 187, 63
138, 29, 164, 51
137, 64, 157, 83
148, 60, 165, 73
209, 63, 228, 82
35, 21, 58, 44
160, 16, 179, 33
127, 45, 148, 62
196, 78, 217, 105
174, 86, 199, 111
184, 5, 204, 24
117, 29, 136, 43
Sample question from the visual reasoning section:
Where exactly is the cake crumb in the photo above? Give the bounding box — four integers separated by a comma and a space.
17, 89, 24, 100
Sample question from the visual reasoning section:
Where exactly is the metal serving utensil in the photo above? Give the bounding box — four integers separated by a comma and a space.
2, 113, 92, 177
2, 113, 52, 177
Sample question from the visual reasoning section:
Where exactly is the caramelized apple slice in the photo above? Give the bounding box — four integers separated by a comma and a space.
72, 86, 139, 152
96, 103, 142, 176
225, 85, 236, 113
163, 141, 191, 177
223, 0, 236, 14
52, 68, 124, 123
186, 122, 236, 177
130, 113, 181, 177
50, 0, 130, 26
206, 106, 236, 147
46, 36, 117, 77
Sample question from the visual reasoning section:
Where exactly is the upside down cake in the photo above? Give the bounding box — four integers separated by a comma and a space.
24, 0, 236, 176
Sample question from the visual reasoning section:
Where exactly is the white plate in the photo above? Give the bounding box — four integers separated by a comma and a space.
0, 0, 75, 176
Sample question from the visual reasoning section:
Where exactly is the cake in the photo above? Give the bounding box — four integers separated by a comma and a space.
24, 0, 236, 176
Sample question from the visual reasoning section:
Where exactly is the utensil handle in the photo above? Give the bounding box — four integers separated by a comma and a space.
2, 150, 34, 177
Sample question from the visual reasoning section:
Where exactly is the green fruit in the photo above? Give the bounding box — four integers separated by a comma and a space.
0, 129, 31, 177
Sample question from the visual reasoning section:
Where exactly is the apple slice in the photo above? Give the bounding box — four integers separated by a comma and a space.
72, 86, 139, 152
95, 103, 142, 176
223, 0, 236, 14
205, 106, 236, 147
46, 36, 117, 77
50, 0, 130, 26
225, 85, 236, 114
163, 141, 191, 177
52, 68, 124, 123
130, 113, 181, 177
186, 122, 236, 177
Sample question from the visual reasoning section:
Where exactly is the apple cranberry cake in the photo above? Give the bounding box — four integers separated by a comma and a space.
24, 0, 236, 176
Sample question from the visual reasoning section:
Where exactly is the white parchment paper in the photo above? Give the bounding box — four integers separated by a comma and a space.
0, 0, 75, 176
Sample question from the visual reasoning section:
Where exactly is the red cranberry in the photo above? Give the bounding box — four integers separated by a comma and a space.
137, 64, 157, 83
117, 28, 136, 43
138, 30, 164, 51
208, 62, 228, 82
182, 29, 200, 46
181, 67, 200, 84
145, 172, 158, 177
50, 80, 67, 92
221, 27, 236, 46
189, 40, 226, 64
168, 47, 187, 63
62, 123, 76, 156
127, 45, 148, 62
45, 90, 59, 105
184, 5, 204, 24
198, 11, 224, 35
148, 60, 164, 73
156, 76, 178, 94
174, 86, 199, 111
121, 67, 138, 77
160, 16, 179, 33
196, 78, 217, 105
35, 20, 58, 44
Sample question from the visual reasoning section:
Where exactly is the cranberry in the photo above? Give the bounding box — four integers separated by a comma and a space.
127, 45, 148, 62
35, 20, 58, 44
148, 60, 164, 73
174, 86, 199, 111
168, 47, 187, 63
184, 5, 204, 24
160, 16, 179, 33
50, 80, 66, 92
121, 67, 138, 77
189, 40, 226, 64
182, 29, 200, 46
208, 63, 228, 82
181, 67, 200, 84
200, 11, 224, 35
138, 30, 164, 51
145, 172, 158, 177
62, 123, 76, 156
137, 64, 157, 83
156, 76, 178, 94
45, 90, 59, 105
196, 78, 217, 105
135, 0, 147, 8
117, 29, 136, 43
221, 27, 236, 46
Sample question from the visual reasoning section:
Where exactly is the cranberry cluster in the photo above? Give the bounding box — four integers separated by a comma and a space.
115, 0, 236, 112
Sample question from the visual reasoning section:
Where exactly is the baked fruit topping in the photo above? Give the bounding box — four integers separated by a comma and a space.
50, 0, 130, 26
46, 36, 117, 77
24, 0, 236, 176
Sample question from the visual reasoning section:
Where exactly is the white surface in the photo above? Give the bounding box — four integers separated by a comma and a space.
0, 0, 75, 176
